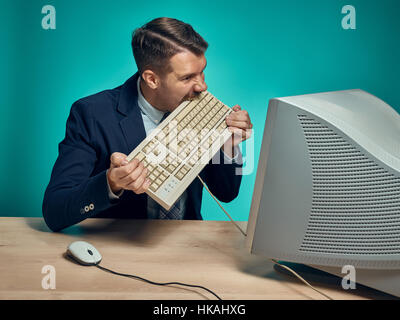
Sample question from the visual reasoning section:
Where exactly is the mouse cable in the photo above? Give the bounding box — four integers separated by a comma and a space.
94, 263, 222, 300
197, 175, 334, 300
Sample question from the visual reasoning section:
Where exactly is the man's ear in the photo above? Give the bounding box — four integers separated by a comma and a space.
141, 69, 160, 89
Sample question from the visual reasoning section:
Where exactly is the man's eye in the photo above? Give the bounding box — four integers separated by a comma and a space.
182, 76, 191, 81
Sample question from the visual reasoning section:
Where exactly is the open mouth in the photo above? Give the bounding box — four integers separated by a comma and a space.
186, 93, 201, 102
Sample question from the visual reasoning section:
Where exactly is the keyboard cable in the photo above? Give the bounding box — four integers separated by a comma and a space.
197, 175, 247, 237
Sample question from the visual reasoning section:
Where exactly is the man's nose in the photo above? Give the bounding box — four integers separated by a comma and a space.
193, 76, 208, 92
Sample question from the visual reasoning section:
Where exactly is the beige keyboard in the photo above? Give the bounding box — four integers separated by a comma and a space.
126, 91, 233, 210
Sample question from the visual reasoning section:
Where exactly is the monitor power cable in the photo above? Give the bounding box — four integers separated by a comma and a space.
197, 175, 334, 301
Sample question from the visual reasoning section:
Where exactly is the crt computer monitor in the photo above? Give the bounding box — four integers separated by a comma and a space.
246, 89, 400, 297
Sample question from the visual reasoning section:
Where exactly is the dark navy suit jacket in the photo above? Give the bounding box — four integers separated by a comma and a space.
42, 73, 243, 232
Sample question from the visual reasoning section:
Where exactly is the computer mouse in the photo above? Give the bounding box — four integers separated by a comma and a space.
66, 241, 102, 266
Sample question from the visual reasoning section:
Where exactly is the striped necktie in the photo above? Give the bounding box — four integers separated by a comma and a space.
157, 111, 185, 219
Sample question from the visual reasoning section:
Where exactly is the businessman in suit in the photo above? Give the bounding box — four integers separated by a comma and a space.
42, 17, 253, 232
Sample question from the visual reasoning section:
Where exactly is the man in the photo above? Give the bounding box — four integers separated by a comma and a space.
42, 17, 253, 232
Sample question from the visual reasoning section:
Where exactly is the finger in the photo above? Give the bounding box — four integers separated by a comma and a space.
112, 158, 140, 179
226, 110, 251, 127
243, 128, 253, 140
228, 127, 252, 140
136, 178, 151, 194
126, 168, 148, 193
119, 163, 147, 186
227, 109, 250, 121
225, 119, 251, 129
110, 152, 129, 168
232, 105, 241, 112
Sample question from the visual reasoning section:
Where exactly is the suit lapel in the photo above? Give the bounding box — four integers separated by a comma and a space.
117, 73, 147, 153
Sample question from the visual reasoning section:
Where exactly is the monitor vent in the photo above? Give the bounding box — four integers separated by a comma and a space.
298, 115, 400, 255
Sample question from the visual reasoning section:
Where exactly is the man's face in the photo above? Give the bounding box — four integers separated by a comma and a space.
158, 50, 208, 111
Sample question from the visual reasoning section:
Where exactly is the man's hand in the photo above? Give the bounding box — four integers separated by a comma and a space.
107, 152, 151, 195
222, 105, 253, 158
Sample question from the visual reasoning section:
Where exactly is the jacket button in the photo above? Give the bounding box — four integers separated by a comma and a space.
89, 203, 94, 210
84, 206, 90, 213
80, 208, 85, 214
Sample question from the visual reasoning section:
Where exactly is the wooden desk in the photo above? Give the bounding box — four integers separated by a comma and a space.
0, 217, 394, 300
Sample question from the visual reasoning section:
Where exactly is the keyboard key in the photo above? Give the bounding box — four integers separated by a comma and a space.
160, 172, 168, 181
166, 164, 176, 174
149, 182, 161, 192
175, 171, 184, 180
134, 152, 145, 162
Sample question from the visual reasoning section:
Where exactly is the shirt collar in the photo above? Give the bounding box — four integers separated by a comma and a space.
136, 77, 166, 124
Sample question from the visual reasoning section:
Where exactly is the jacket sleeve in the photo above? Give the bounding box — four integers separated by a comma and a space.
200, 146, 243, 203
42, 100, 119, 232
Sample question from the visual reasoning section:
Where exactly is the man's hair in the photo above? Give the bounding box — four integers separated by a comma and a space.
131, 17, 208, 77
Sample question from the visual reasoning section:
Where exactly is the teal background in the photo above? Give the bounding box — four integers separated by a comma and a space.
1, 0, 399, 221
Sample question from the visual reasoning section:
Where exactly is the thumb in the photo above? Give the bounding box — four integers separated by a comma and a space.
110, 152, 128, 169
232, 105, 241, 112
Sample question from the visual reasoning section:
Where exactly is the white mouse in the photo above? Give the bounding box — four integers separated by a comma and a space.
67, 241, 102, 266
